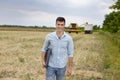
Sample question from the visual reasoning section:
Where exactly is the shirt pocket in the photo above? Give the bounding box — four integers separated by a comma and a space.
50, 40, 57, 47
61, 41, 68, 48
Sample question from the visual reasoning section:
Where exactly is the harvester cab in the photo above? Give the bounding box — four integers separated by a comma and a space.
65, 23, 81, 34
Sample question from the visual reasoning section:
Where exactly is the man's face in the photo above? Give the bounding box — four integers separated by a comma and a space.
56, 21, 65, 32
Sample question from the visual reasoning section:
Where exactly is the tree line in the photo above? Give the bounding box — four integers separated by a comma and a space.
103, 0, 120, 33
0, 25, 55, 29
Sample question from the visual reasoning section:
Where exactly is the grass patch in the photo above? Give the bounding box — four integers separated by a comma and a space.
99, 31, 120, 80
18, 57, 25, 63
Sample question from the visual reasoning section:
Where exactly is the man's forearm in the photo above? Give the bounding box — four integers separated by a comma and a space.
41, 52, 46, 67
68, 57, 73, 68
41, 52, 45, 62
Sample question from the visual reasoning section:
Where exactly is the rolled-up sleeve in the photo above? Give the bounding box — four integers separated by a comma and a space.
67, 37, 74, 57
41, 35, 49, 53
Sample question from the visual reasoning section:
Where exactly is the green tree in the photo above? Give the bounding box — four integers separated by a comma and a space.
110, 0, 120, 10
103, 0, 120, 33
93, 25, 100, 31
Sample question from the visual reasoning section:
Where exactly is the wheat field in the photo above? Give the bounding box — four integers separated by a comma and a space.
0, 31, 104, 80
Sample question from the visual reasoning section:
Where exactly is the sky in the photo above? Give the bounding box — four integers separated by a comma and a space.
0, 0, 114, 27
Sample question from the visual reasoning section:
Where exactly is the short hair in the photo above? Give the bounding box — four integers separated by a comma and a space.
56, 17, 65, 24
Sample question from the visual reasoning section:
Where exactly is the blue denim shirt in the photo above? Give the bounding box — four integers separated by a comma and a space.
41, 31, 74, 68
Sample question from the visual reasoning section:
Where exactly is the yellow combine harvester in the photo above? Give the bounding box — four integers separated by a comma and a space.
65, 23, 81, 34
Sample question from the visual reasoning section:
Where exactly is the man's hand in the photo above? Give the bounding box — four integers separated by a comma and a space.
66, 57, 73, 76
66, 67, 72, 76
41, 52, 46, 68
41, 60, 46, 74
42, 60, 46, 68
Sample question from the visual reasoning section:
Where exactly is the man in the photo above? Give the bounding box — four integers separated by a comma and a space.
41, 17, 74, 80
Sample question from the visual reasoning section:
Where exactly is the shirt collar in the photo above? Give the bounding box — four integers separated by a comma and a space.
55, 31, 66, 39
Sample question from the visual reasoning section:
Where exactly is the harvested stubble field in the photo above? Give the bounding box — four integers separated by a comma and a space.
0, 30, 119, 80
